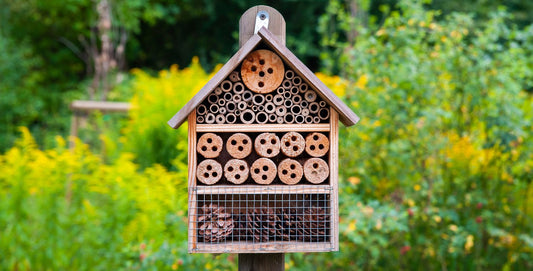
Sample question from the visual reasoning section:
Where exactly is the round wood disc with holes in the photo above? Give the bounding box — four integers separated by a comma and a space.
241, 50, 285, 94
304, 158, 329, 184
280, 132, 305, 157
224, 159, 249, 184
197, 159, 222, 185
254, 133, 280, 157
305, 132, 330, 157
197, 133, 223, 158
250, 158, 277, 184
278, 158, 303, 185
226, 133, 252, 159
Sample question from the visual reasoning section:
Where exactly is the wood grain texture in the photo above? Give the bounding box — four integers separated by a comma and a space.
187, 111, 198, 252
196, 123, 330, 133
239, 253, 284, 271
194, 185, 332, 195
257, 27, 360, 126
329, 108, 340, 251
239, 5, 285, 48
195, 241, 334, 253
168, 34, 262, 129
241, 49, 285, 93
70, 100, 131, 112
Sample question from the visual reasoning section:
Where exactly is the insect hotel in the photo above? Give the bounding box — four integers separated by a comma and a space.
168, 6, 359, 254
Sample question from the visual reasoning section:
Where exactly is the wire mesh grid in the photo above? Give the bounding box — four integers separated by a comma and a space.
188, 185, 333, 253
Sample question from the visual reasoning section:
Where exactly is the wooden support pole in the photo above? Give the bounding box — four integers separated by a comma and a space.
238, 253, 284, 271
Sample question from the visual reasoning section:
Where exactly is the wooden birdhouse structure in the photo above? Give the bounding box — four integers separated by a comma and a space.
168, 6, 359, 254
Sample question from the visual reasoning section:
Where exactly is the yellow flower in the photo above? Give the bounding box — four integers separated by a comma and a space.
414, 184, 421, 191
375, 219, 383, 230
465, 235, 474, 253
348, 176, 361, 185
355, 74, 368, 90
348, 220, 357, 231
449, 224, 458, 232
376, 29, 386, 36
433, 215, 442, 223
406, 199, 415, 207
408, 19, 415, 26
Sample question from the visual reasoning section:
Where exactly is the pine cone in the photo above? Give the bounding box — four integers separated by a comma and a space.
298, 206, 327, 241
246, 206, 285, 242
198, 204, 234, 243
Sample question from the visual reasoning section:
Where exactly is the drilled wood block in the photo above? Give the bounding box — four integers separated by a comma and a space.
278, 158, 303, 185
197, 159, 222, 185
280, 132, 305, 157
197, 133, 223, 158
250, 158, 277, 184
226, 133, 252, 159
224, 159, 249, 184
254, 133, 280, 157
304, 158, 329, 184
241, 50, 284, 93
305, 132, 330, 157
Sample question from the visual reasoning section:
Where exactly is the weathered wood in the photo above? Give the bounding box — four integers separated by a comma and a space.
239, 5, 286, 48
239, 253, 284, 271
194, 185, 332, 195
257, 27, 359, 126
195, 241, 333, 253
187, 111, 198, 252
196, 123, 330, 133
329, 108, 340, 251
70, 100, 131, 112
241, 49, 285, 93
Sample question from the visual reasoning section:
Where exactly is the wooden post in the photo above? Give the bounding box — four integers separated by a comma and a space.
238, 253, 284, 271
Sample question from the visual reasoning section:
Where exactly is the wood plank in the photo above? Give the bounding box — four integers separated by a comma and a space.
239, 253, 284, 271
195, 185, 332, 195
196, 123, 330, 133
239, 5, 285, 48
257, 27, 360, 127
187, 111, 198, 252
168, 34, 262, 129
193, 241, 334, 254
70, 100, 131, 112
329, 108, 340, 251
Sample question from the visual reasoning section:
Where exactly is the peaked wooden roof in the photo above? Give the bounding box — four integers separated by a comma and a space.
168, 27, 360, 128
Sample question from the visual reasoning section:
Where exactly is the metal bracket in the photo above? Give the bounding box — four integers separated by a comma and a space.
254, 10, 269, 34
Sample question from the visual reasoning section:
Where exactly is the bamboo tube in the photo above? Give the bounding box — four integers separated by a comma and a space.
226, 113, 237, 124
284, 99, 293, 108
283, 91, 292, 99
273, 94, 284, 105
319, 101, 327, 108
265, 94, 273, 102
235, 110, 241, 116
301, 108, 310, 116
304, 158, 329, 184
304, 90, 317, 102
208, 93, 218, 104
196, 159, 222, 185
299, 83, 309, 93
253, 94, 265, 105
276, 87, 285, 94
292, 94, 302, 105
280, 132, 305, 157
290, 86, 299, 95
242, 90, 253, 102
309, 102, 319, 114
223, 92, 233, 101
290, 104, 302, 115
305, 132, 330, 157
257, 104, 264, 112
237, 101, 247, 111
215, 114, 225, 124
278, 158, 303, 185
218, 98, 226, 107
277, 116, 284, 124
197, 115, 205, 123
220, 80, 233, 92
268, 114, 277, 123
224, 159, 249, 184
264, 102, 276, 113
300, 100, 309, 108
226, 133, 252, 159
240, 109, 255, 124
291, 76, 302, 86
255, 112, 269, 124
318, 107, 330, 120
282, 79, 292, 90
284, 113, 295, 124
275, 106, 287, 116
254, 133, 280, 158
285, 70, 295, 80
209, 104, 219, 114
196, 104, 207, 115
313, 116, 320, 123
233, 94, 242, 102
197, 133, 223, 158
205, 113, 215, 124
305, 115, 313, 124
226, 102, 236, 112
233, 82, 245, 94
252, 105, 258, 111
214, 87, 222, 95
218, 107, 227, 115
250, 158, 277, 185
229, 71, 241, 82
295, 115, 305, 124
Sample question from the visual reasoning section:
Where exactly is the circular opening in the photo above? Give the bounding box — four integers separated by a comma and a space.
251, 66, 257, 72
319, 144, 324, 150
243, 112, 254, 121
292, 107, 301, 114
259, 71, 265, 77
228, 103, 235, 110
294, 78, 301, 84
293, 146, 298, 151
204, 173, 209, 178
313, 135, 319, 140
285, 142, 290, 147
301, 84, 307, 91
285, 114, 294, 122
290, 173, 296, 179
235, 84, 242, 91
223, 82, 231, 89
227, 115, 235, 122
282, 170, 288, 175
231, 140, 237, 145
267, 68, 273, 74
270, 139, 276, 144
286, 70, 294, 78
238, 146, 244, 151
291, 136, 297, 141
260, 14, 266, 20
293, 96, 301, 103
260, 139, 266, 144
262, 166, 269, 171
262, 175, 268, 180
257, 113, 267, 122
212, 172, 218, 177
259, 59, 265, 65
201, 146, 207, 151
313, 163, 319, 169
228, 166, 234, 172
310, 104, 318, 111
239, 165, 245, 171
212, 146, 218, 151
243, 139, 248, 144
254, 168, 260, 174
276, 97, 283, 103
284, 81, 291, 88
235, 174, 241, 179
243, 92, 252, 100
290, 164, 296, 170
207, 165, 212, 170
310, 145, 316, 150
207, 138, 212, 143
267, 104, 274, 110
209, 95, 217, 103
258, 81, 264, 88
266, 149, 272, 154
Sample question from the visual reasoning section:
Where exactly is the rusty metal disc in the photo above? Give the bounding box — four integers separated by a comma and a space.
241, 49, 285, 94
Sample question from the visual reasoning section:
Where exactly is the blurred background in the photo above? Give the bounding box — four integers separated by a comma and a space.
0, 0, 532, 270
